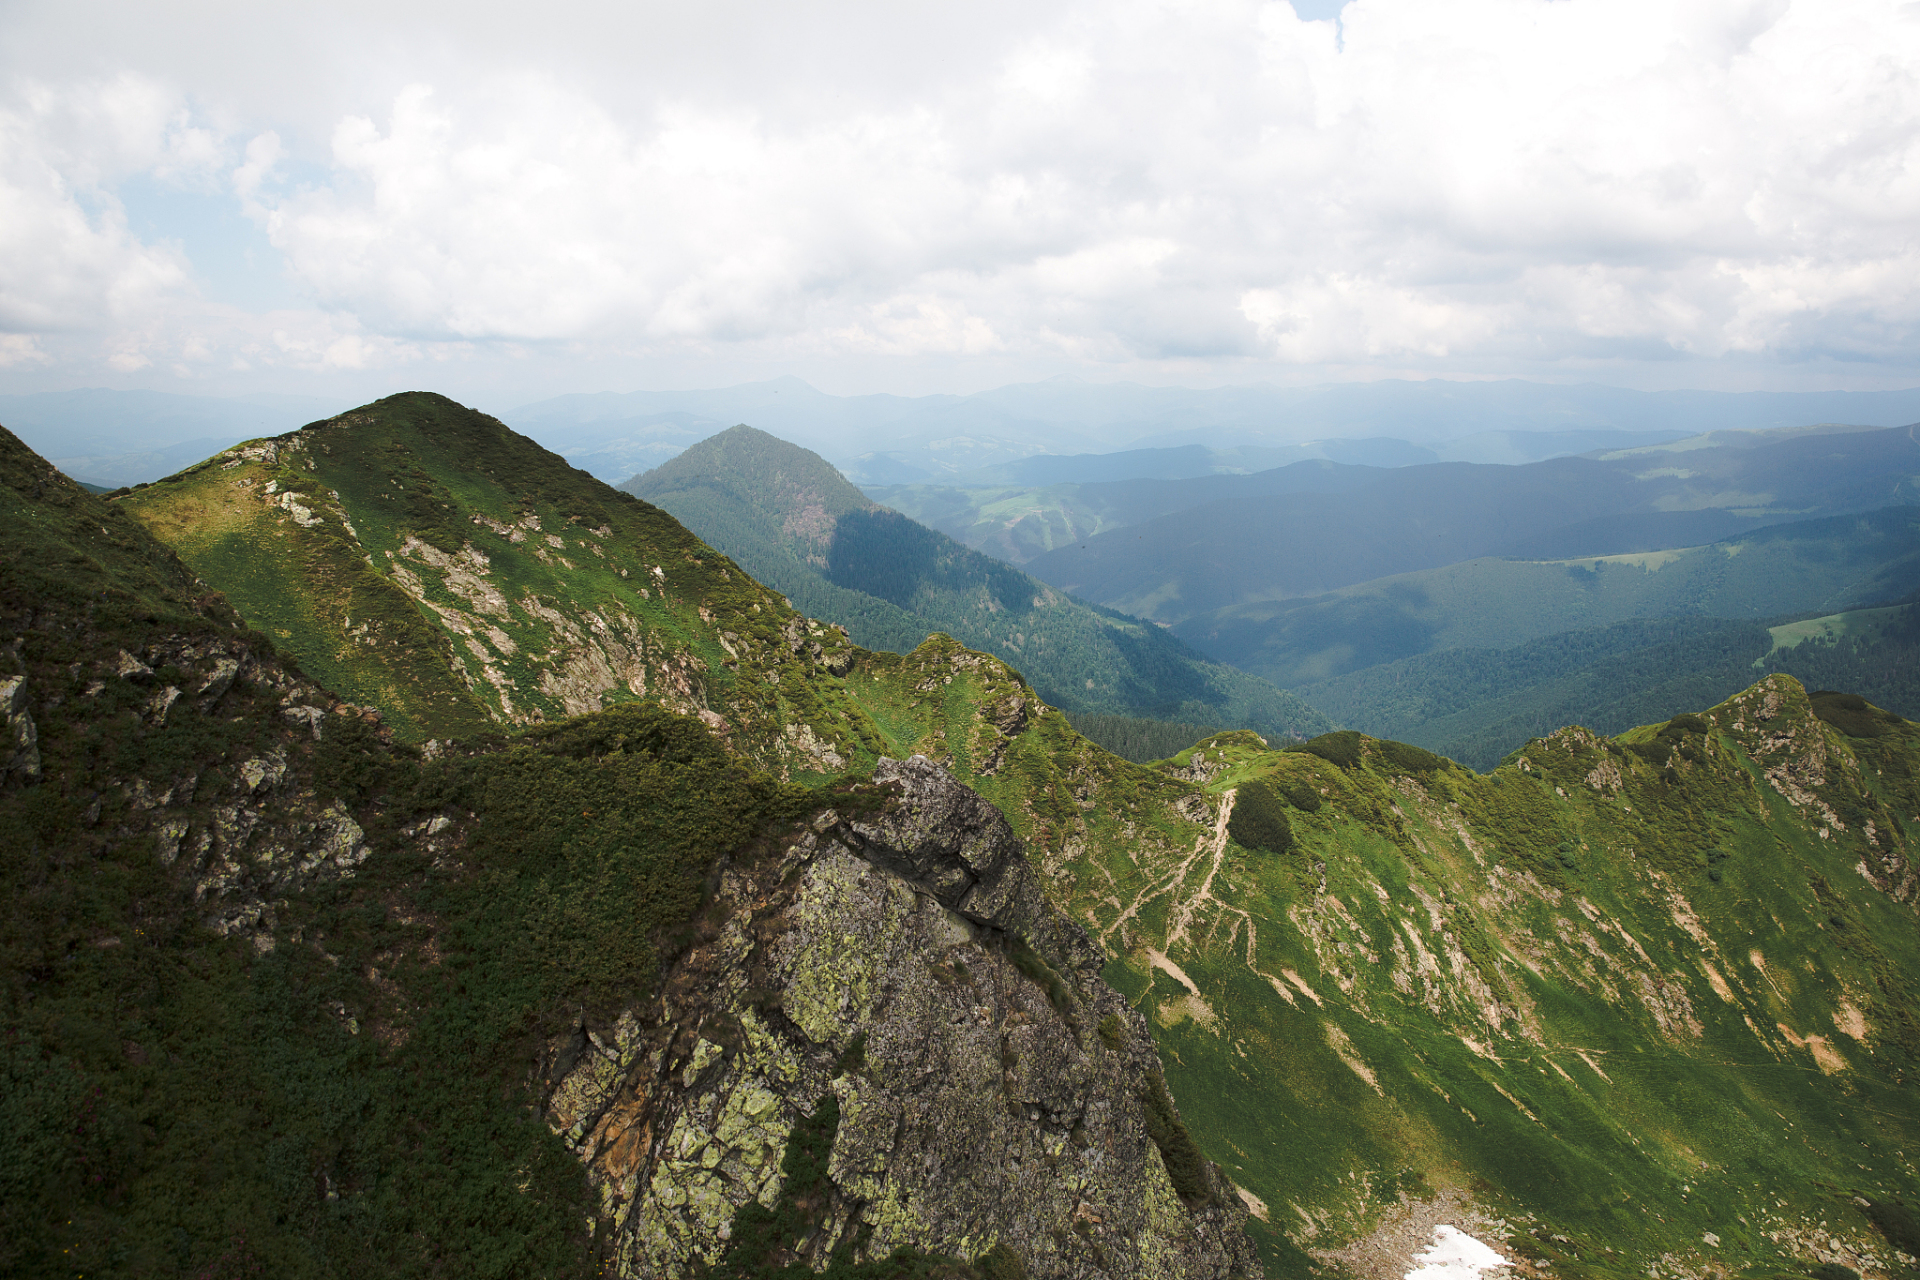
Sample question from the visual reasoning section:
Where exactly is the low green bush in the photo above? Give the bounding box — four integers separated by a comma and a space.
1005, 938, 1075, 1020
1626, 740, 1674, 767
1865, 1199, 1920, 1255
1288, 730, 1362, 769
1228, 780, 1294, 856
975, 1241, 1027, 1280
1811, 690, 1896, 738
1140, 1072, 1213, 1205
1377, 739, 1447, 773
1278, 778, 1322, 812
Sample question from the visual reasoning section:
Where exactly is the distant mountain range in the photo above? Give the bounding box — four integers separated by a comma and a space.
926, 428, 1698, 487
23, 378, 1920, 491
0, 388, 347, 487
512, 376, 1920, 484
927, 423, 1916, 612
874, 423, 1920, 570
1172, 504, 1920, 680
609, 414, 1920, 768
1297, 601, 1920, 771
862, 418, 1920, 766
620, 425, 1332, 741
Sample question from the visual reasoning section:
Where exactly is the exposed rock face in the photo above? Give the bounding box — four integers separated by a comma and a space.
2, 672, 41, 784
544, 756, 1258, 1280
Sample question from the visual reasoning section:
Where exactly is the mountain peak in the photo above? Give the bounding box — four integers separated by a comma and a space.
625, 422, 874, 526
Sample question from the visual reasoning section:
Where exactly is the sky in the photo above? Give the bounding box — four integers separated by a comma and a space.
2, 0, 1918, 404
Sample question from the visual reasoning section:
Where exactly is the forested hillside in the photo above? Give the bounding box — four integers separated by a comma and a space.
1018, 423, 1920, 622
1176, 508, 1920, 684
1297, 603, 1920, 770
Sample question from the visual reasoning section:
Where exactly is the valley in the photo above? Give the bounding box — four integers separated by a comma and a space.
858, 422, 1919, 769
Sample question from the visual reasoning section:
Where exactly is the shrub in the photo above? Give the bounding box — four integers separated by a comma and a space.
1866, 1199, 1920, 1255
1288, 730, 1362, 770
1228, 780, 1294, 856
976, 1242, 1027, 1280
1278, 778, 1322, 812
1625, 740, 1674, 767
1811, 690, 1896, 738
1006, 938, 1074, 1019
1140, 1072, 1212, 1205
1377, 740, 1447, 773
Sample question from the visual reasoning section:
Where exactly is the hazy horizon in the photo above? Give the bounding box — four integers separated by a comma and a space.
13, 373, 1920, 490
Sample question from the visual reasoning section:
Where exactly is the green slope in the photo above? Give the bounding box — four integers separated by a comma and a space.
1035, 677, 1920, 1279
0, 421, 795, 1275
43, 397, 1920, 1280
116, 393, 927, 782
621, 424, 1332, 741
1176, 506, 1920, 687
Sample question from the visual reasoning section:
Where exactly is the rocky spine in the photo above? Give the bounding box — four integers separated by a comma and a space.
544, 757, 1258, 1280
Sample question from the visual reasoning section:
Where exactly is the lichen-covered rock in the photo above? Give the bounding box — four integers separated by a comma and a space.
543, 755, 1259, 1280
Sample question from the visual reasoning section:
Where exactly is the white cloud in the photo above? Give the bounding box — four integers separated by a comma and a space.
0, 77, 200, 332
0, 334, 49, 368
2, 0, 1919, 385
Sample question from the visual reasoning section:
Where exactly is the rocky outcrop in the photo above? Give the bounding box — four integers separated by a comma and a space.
2, 672, 41, 784
543, 755, 1258, 1280
53, 630, 385, 941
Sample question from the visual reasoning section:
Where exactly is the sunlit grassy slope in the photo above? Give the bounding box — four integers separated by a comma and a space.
1039, 679, 1920, 1277
115, 393, 999, 781
100, 395, 1920, 1279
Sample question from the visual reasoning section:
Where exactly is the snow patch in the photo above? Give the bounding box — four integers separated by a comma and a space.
1405, 1226, 1511, 1280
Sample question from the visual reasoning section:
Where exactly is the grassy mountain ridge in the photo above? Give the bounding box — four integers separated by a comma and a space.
16, 397, 1920, 1280
621, 424, 1333, 741
1047, 677, 1920, 1279
0, 419, 656, 1275
115, 394, 931, 782
0, 418, 1240, 1279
